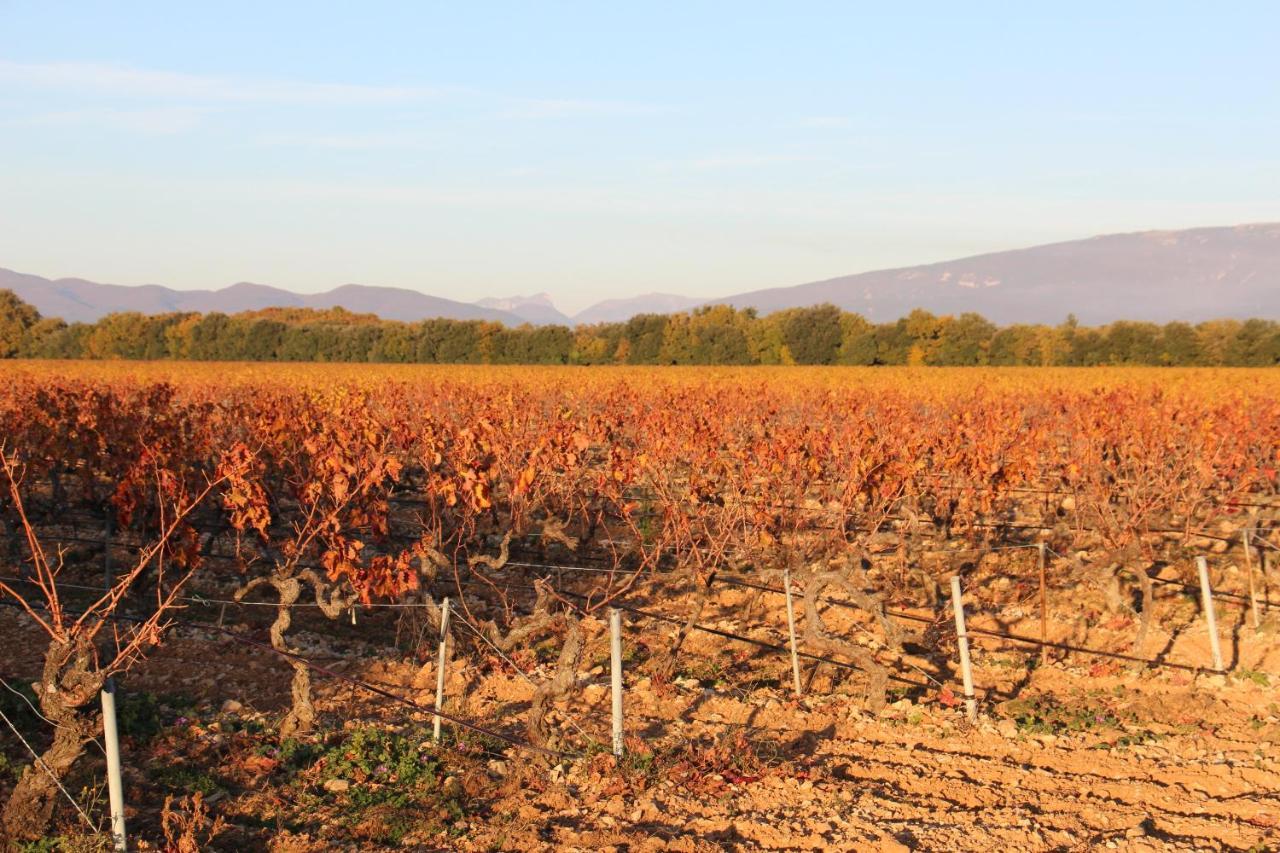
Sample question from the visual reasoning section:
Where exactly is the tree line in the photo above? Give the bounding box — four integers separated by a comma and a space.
1, 289, 1277, 366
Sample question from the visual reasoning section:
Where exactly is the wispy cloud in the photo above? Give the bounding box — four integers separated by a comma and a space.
800, 116, 854, 128
4, 106, 211, 134
253, 130, 440, 150
497, 97, 666, 120
0, 60, 443, 103
686, 153, 818, 170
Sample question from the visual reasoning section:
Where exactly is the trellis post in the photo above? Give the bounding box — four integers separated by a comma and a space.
433, 597, 451, 743
1195, 557, 1225, 673
610, 608, 624, 757
1038, 542, 1048, 663
101, 683, 127, 851
783, 568, 803, 696
950, 576, 977, 722
1243, 529, 1260, 629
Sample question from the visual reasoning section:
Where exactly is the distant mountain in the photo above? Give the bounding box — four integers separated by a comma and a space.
574, 293, 706, 325
6, 224, 1279, 329
475, 293, 572, 326
0, 269, 522, 325
706, 224, 1280, 325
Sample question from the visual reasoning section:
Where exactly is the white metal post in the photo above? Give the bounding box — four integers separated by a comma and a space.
101, 681, 127, 852
1196, 557, 1225, 673
783, 568, 803, 697
610, 608, 624, 757
433, 597, 450, 743
950, 576, 977, 722
1243, 529, 1260, 629
1037, 542, 1048, 662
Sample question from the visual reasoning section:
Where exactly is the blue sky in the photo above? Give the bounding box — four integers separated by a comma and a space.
1, 2, 1277, 313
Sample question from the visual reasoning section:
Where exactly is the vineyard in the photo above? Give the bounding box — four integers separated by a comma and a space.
1, 362, 1278, 852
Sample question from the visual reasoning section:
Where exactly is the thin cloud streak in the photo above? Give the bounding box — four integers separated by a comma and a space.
3, 106, 211, 134
0, 60, 447, 103
0, 60, 664, 123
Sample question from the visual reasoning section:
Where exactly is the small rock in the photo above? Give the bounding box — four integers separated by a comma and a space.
220, 699, 243, 715
323, 778, 350, 793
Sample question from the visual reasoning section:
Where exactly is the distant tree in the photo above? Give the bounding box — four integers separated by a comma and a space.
436, 321, 484, 363
240, 319, 286, 360
782, 304, 842, 365
18, 317, 70, 358
1064, 326, 1105, 366
187, 313, 236, 360
0, 289, 41, 357
570, 326, 611, 364
1159, 322, 1201, 366
529, 325, 573, 364
1226, 318, 1280, 366
84, 312, 152, 359
832, 312, 873, 365
1094, 321, 1158, 364
657, 313, 696, 364
685, 305, 752, 364
932, 312, 996, 365
622, 314, 668, 364
369, 322, 415, 363
745, 312, 788, 364
988, 325, 1038, 366
1194, 320, 1243, 366
863, 317, 912, 365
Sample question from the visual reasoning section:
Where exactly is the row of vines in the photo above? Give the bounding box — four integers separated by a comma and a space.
0, 364, 1277, 842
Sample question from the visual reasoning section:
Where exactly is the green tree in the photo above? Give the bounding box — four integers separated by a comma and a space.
1225, 319, 1280, 366
18, 317, 69, 357
0, 289, 41, 357
932, 313, 996, 365
622, 314, 669, 364
1159, 322, 1201, 365
782, 304, 842, 365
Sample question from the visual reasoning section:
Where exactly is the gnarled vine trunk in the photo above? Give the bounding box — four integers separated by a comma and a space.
236, 568, 352, 740
2, 638, 102, 842
801, 554, 902, 712
526, 616, 583, 756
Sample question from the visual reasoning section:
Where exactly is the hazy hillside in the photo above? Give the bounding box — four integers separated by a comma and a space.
5, 224, 1279, 328
476, 294, 572, 325
574, 293, 706, 324
707, 224, 1280, 324
0, 269, 522, 325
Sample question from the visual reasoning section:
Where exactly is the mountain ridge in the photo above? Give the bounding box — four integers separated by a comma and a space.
0, 269, 524, 325
705, 223, 1280, 325
4, 223, 1279, 327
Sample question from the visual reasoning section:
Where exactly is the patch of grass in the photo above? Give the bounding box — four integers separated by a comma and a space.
595, 729, 787, 795
151, 763, 227, 796
448, 725, 509, 760
1000, 689, 1160, 748
305, 725, 468, 843
1236, 669, 1271, 687
16, 832, 111, 853
116, 690, 198, 744
677, 657, 729, 688
279, 736, 322, 769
